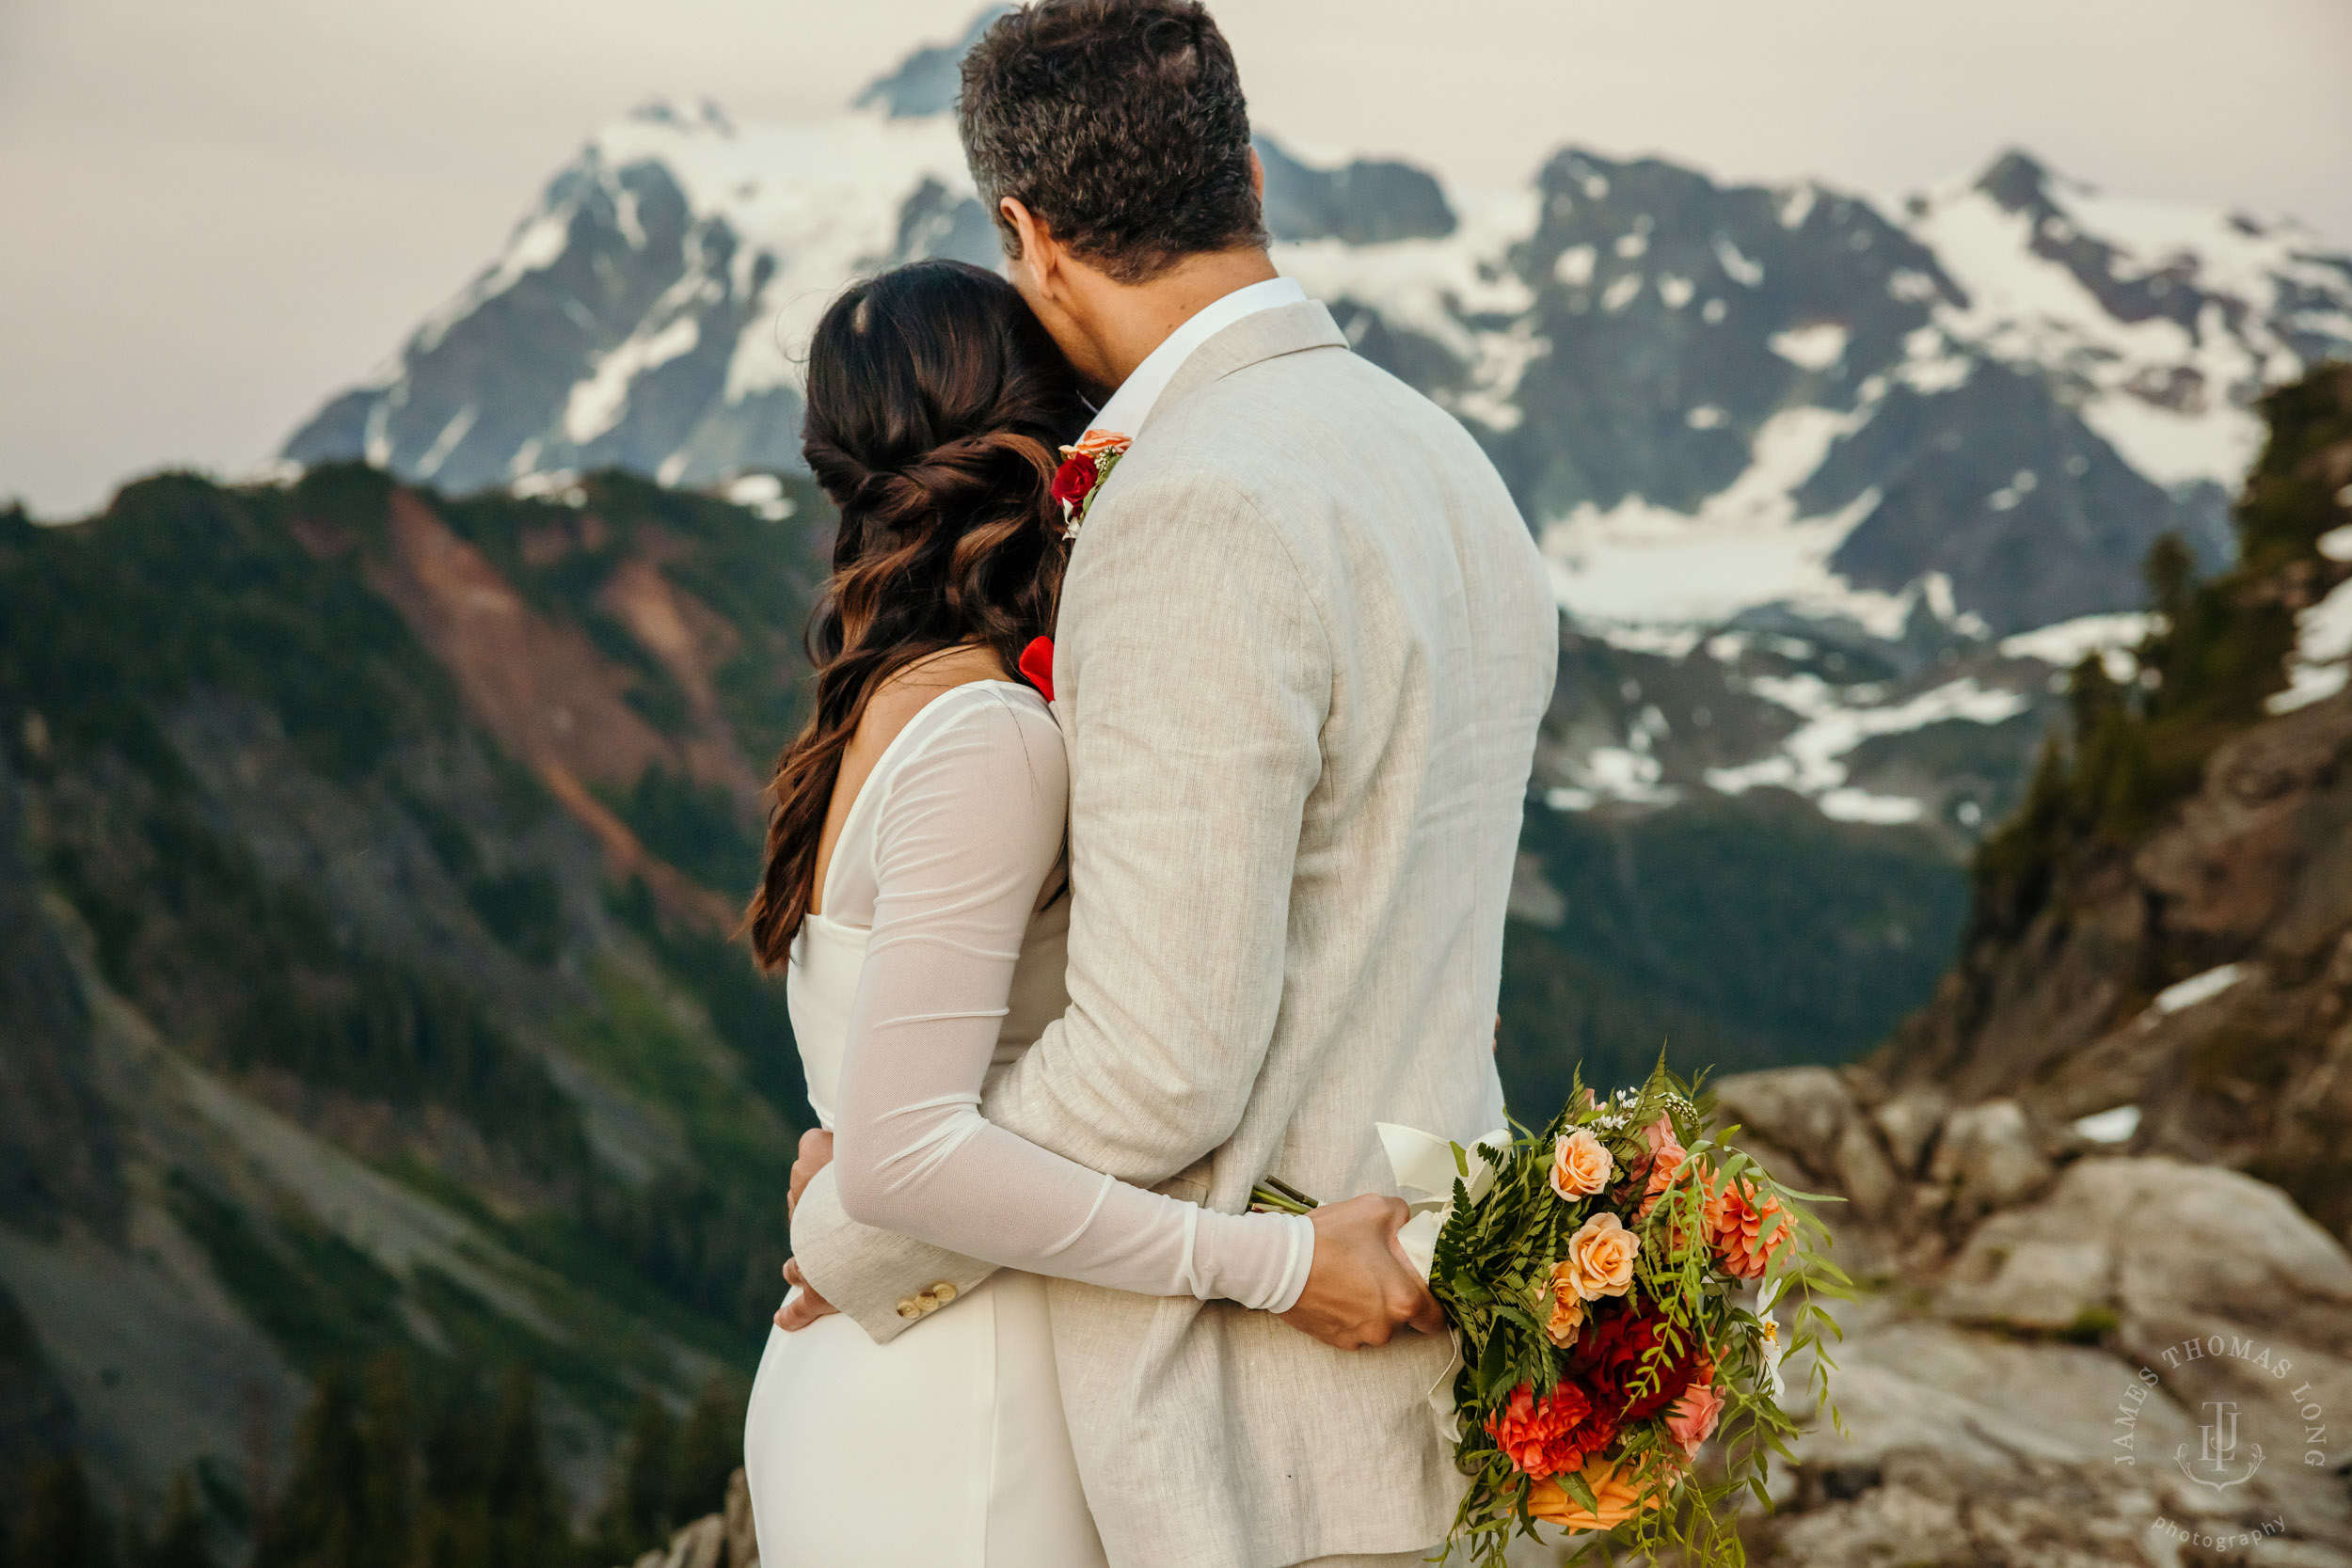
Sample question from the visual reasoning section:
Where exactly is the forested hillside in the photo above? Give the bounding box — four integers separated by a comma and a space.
0, 466, 828, 1560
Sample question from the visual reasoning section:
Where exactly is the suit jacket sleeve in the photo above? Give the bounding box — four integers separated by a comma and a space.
983, 467, 1329, 1182
787, 1168, 996, 1345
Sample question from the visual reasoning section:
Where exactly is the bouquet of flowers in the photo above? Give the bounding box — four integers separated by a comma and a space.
1255, 1061, 1845, 1566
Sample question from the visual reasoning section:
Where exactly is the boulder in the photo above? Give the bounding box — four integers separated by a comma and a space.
629, 1515, 725, 1568
723, 1466, 759, 1568
1714, 1068, 1902, 1223
1872, 1085, 1950, 1178
1927, 1099, 2055, 1220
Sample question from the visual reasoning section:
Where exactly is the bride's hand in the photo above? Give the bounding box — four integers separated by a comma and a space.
774, 1258, 840, 1331
788, 1128, 834, 1219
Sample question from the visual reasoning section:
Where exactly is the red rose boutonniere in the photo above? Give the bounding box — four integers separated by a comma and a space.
1051, 430, 1131, 540
1017, 636, 1056, 702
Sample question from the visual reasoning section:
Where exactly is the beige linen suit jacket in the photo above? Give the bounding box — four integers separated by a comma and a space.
790, 300, 1559, 1567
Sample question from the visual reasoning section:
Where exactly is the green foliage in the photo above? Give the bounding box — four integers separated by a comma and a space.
2060, 1306, 2121, 1345
22, 1456, 112, 1568
234, 955, 585, 1175
591, 1396, 676, 1563
165, 1174, 406, 1375
1501, 795, 1968, 1106
3, 465, 826, 1536
134, 1472, 217, 1568
260, 1357, 581, 1568
1968, 362, 2352, 942
611, 877, 809, 1127
670, 1375, 747, 1528
612, 768, 759, 897
0, 469, 453, 783
464, 869, 565, 966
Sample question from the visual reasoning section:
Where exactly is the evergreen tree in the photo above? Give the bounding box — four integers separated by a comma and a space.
136, 1473, 216, 1568
257, 1368, 366, 1568
485, 1367, 566, 1568
667, 1375, 743, 1528
22, 1456, 111, 1568
594, 1393, 675, 1562
358, 1354, 416, 1568
418, 1386, 493, 1568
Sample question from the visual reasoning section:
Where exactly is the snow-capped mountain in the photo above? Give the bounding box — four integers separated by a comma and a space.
284, 19, 2352, 845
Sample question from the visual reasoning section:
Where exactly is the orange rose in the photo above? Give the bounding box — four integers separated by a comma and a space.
1559, 1212, 1640, 1302
1548, 1128, 1614, 1201
1543, 1262, 1588, 1347
1664, 1376, 1725, 1456
1635, 1117, 1688, 1221
1526, 1456, 1672, 1533
1704, 1172, 1789, 1281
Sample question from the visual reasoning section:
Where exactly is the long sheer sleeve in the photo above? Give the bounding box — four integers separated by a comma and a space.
826, 687, 1311, 1311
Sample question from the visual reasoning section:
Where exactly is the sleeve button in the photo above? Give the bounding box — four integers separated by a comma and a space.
929, 1281, 959, 1306
895, 1297, 923, 1320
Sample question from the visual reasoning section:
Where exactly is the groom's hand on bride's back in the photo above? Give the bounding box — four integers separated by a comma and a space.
1277, 1195, 1444, 1351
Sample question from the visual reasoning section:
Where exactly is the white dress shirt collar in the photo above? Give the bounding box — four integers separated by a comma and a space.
1085, 276, 1306, 439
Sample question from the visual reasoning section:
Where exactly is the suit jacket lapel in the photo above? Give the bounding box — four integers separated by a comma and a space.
1138, 301, 1351, 436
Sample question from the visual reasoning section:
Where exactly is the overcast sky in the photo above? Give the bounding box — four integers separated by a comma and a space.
4, 0, 2347, 518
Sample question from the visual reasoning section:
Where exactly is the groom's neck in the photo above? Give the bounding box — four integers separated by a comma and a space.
1075, 245, 1280, 398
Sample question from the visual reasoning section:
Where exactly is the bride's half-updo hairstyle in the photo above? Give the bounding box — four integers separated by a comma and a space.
747, 259, 1088, 967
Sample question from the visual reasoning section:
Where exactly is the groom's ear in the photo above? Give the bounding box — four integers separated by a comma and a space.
1000, 198, 1073, 302
1249, 148, 1264, 202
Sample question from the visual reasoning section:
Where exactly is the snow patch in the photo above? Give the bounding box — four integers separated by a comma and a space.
2146, 963, 2249, 1020
1902, 166, 2350, 488
723, 471, 796, 522
1707, 675, 2028, 812
1542, 404, 1927, 635
2267, 576, 2352, 714
1712, 233, 1764, 287
2071, 1105, 2140, 1144
1770, 321, 1849, 371
1998, 612, 2155, 676
563, 315, 700, 444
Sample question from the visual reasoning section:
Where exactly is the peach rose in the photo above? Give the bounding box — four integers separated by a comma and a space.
1704, 1173, 1789, 1281
1543, 1262, 1588, 1347
1635, 1117, 1688, 1221
1664, 1377, 1725, 1456
1559, 1211, 1641, 1302
1526, 1457, 1672, 1533
1548, 1127, 1614, 1201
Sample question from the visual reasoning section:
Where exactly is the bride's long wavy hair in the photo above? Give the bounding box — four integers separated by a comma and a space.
747, 259, 1089, 967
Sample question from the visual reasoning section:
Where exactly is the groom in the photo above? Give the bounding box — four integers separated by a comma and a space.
786, 2, 1558, 1562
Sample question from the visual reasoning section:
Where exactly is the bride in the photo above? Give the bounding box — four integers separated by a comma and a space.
736, 259, 1349, 1566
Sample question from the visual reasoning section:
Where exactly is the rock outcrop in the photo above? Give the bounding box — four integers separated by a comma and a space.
1646, 1066, 2352, 1567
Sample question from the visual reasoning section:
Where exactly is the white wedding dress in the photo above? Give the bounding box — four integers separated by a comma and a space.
740, 680, 1311, 1568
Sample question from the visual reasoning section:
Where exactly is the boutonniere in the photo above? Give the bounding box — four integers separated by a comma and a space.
1018, 636, 1056, 702
1050, 430, 1131, 540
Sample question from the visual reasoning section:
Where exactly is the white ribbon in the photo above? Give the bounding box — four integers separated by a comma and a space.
1376, 1121, 1511, 1441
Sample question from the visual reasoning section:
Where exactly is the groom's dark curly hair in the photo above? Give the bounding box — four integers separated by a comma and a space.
959, 0, 1266, 283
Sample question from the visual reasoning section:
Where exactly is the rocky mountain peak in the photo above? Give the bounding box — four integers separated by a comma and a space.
854, 7, 1010, 119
